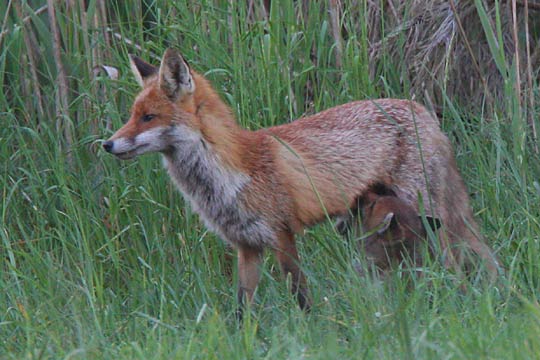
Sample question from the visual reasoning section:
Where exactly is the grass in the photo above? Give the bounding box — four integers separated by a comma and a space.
1, 0, 540, 358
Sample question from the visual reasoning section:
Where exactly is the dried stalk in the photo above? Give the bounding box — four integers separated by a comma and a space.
47, 0, 73, 155
93, 65, 119, 132
76, 2, 94, 134
523, 0, 538, 152
247, 0, 255, 22
0, 0, 13, 49
1, 6, 58, 58
14, 1, 45, 119
448, 0, 492, 105
80, 2, 92, 75
258, 0, 271, 21
98, 0, 111, 57
92, 0, 101, 66
228, 0, 234, 48
511, 0, 522, 112
329, 0, 343, 68
0, 3, 49, 57
516, 0, 540, 10
106, 27, 160, 60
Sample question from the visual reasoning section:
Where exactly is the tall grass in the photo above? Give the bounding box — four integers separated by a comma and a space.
1, 1, 540, 358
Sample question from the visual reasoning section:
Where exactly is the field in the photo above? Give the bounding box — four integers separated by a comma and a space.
1, 1, 540, 358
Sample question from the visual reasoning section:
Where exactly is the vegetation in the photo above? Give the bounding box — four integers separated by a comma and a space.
1, 0, 539, 358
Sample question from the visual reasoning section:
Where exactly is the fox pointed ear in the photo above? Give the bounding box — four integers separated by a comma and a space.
129, 55, 158, 87
159, 48, 195, 100
377, 212, 395, 235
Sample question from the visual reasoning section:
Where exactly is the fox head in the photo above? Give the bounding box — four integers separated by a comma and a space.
103, 48, 200, 160
362, 194, 441, 248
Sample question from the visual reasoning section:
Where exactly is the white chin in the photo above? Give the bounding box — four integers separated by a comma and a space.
113, 145, 149, 160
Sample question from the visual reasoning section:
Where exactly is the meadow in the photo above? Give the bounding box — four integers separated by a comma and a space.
1, 1, 540, 358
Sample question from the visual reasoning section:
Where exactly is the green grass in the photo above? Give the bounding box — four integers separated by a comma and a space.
1, 1, 540, 358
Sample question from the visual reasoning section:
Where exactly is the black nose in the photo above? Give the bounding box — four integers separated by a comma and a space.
103, 141, 113, 152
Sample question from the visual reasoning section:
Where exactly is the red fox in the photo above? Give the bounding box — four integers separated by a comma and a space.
103, 48, 499, 312
339, 184, 441, 274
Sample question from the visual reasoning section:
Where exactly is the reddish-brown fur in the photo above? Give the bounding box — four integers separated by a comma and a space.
104, 49, 499, 313
354, 188, 440, 274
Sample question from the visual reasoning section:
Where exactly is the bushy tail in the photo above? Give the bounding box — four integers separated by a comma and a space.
464, 233, 502, 282
443, 158, 502, 282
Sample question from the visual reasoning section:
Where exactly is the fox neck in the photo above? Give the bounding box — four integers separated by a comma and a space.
161, 74, 259, 236
161, 123, 272, 246
162, 124, 249, 207
186, 72, 250, 172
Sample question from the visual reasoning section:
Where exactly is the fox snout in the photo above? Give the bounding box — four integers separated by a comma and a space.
102, 126, 182, 160
101, 135, 147, 160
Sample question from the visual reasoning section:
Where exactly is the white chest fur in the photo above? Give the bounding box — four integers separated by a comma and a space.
161, 125, 275, 248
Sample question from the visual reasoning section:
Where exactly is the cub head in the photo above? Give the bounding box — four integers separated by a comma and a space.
363, 195, 441, 245
103, 48, 199, 160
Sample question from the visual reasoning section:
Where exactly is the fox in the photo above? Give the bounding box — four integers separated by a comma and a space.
339, 184, 441, 275
103, 48, 499, 312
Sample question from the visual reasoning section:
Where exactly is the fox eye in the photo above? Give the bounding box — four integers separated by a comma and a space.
141, 114, 156, 122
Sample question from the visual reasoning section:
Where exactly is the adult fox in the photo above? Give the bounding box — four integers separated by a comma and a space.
103, 48, 498, 312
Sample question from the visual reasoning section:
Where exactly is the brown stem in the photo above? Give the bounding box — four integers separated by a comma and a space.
0, 4, 48, 47
14, 2, 45, 120
523, 0, 538, 152
511, 0, 522, 111
329, 0, 343, 68
0, 0, 13, 49
516, 0, 540, 11
98, 0, 111, 57
106, 27, 160, 61
449, 0, 493, 105
47, 0, 74, 157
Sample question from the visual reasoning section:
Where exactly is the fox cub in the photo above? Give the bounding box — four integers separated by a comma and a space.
103, 48, 498, 312
337, 184, 441, 275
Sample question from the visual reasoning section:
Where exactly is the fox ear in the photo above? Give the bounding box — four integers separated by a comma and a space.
377, 212, 395, 235
159, 48, 195, 101
129, 55, 158, 87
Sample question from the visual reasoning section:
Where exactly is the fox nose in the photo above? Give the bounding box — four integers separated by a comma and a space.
103, 141, 113, 153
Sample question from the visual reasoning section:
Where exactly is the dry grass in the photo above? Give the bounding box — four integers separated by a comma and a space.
356, 0, 540, 113
3, 1, 538, 120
